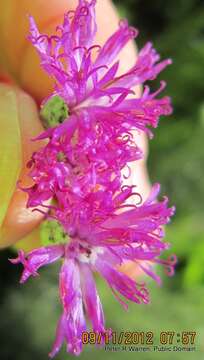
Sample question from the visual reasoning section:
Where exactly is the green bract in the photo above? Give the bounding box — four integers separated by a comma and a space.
40, 95, 69, 128
40, 220, 70, 246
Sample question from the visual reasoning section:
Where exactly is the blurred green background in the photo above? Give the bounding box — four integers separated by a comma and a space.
0, 0, 204, 359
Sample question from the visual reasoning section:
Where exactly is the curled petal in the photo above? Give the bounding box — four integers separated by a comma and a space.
50, 259, 86, 357
95, 258, 149, 306
80, 263, 105, 334
10, 245, 64, 283
95, 19, 138, 69
155, 254, 177, 277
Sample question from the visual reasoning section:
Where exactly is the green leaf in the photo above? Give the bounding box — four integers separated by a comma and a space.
0, 86, 21, 227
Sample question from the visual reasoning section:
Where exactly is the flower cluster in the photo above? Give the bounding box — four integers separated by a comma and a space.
11, 0, 176, 357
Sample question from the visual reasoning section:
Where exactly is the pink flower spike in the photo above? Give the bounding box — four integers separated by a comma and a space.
10, 0, 176, 357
